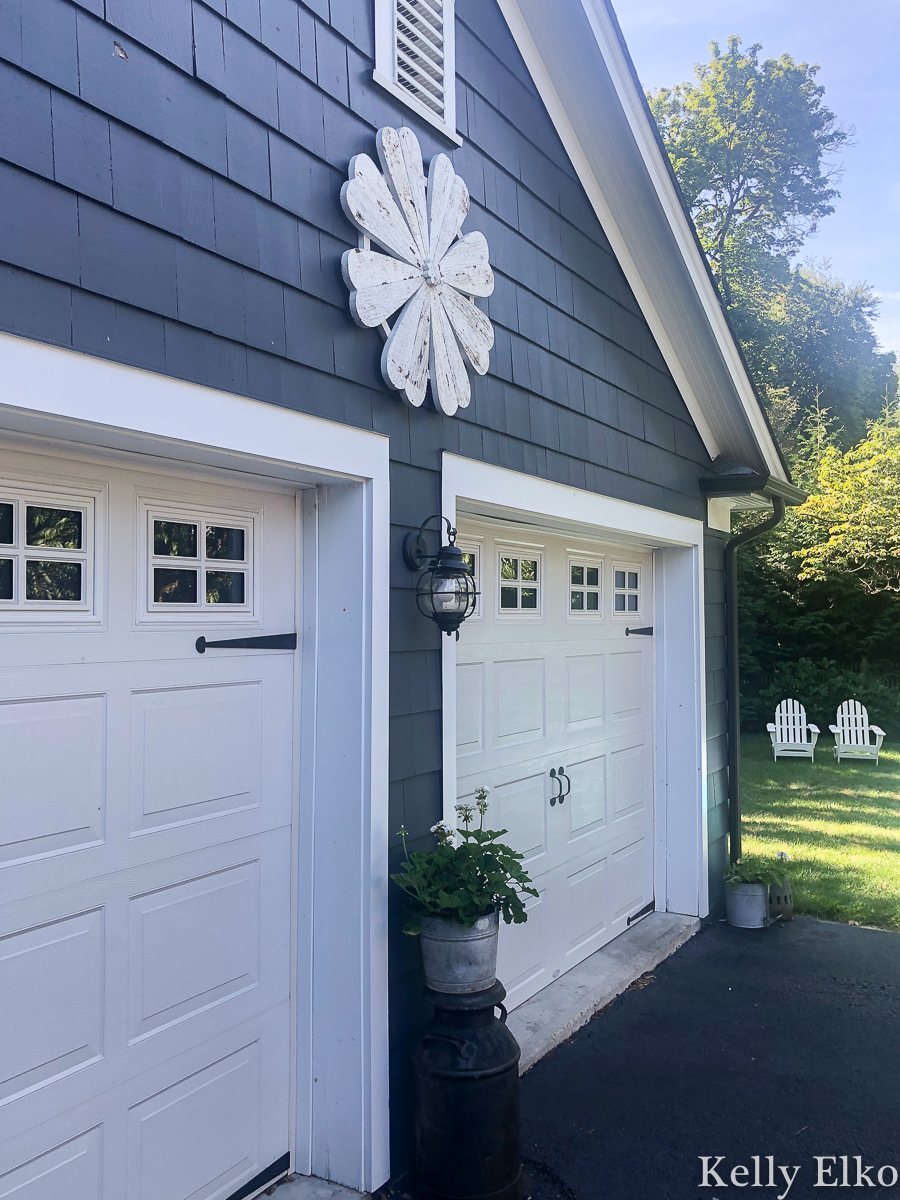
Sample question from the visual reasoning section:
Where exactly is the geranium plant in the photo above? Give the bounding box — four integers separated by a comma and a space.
723, 855, 788, 888
392, 788, 539, 934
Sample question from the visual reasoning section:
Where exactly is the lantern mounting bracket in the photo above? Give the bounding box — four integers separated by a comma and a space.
402, 514, 457, 572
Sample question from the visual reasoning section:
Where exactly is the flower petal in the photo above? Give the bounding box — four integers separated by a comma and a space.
439, 284, 494, 376
428, 154, 470, 265
438, 232, 494, 297
341, 153, 422, 267
342, 249, 423, 327
429, 290, 471, 416
377, 126, 429, 262
382, 285, 431, 408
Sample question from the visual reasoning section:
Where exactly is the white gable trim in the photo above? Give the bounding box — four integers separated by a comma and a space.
497, 0, 788, 483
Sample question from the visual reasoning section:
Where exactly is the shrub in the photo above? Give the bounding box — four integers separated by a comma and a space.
742, 657, 900, 736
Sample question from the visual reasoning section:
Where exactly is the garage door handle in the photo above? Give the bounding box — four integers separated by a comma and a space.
195, 633, 297, 653
549, 768, 563, 806
549, 768, 569, 806
625, 626, 653, 637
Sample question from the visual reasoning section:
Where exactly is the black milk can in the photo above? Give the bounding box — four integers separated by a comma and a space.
414, 982, 522, 1200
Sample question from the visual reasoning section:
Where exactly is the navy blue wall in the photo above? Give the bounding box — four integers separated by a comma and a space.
0, 0, 726, 1168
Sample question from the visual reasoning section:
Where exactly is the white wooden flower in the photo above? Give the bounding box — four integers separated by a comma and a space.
341, 126, 495, 417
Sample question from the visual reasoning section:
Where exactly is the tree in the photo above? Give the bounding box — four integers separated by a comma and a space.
738, 261, 897, 446
798, 411, 900, 593
649, 39, 896, 445
648, 36, 848, 305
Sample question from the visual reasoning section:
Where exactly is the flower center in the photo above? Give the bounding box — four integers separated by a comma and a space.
422, 258, 441, 286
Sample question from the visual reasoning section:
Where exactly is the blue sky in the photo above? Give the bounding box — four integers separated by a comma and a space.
611, 0, 900, 358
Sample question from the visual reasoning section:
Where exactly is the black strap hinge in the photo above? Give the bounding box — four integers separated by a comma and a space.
625, 626, 653, 637
196, 633, 297, 653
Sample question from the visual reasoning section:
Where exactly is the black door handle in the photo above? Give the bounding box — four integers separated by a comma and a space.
550, 767, 570, 805
549, 768, 562, 807
557, 768, 570, 801
196, 633, 297, 653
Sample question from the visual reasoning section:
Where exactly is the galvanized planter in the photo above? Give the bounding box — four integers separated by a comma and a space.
725, 881, 770, 928
419, 910, 500, 994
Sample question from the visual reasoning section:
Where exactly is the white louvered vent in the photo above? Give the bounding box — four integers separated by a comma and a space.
395, 0, 446, 120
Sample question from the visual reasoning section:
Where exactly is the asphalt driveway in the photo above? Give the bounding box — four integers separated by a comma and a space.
519, 918, 900, 1200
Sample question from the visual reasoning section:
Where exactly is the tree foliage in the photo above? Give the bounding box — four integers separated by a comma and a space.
649, 38, 896, 447
798, 412, 900, 593
648, 36, 847, 303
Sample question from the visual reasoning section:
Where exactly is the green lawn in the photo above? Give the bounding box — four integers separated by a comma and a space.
741, 733, 900, 930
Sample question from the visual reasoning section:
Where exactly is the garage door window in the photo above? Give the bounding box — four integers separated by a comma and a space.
146, 506, 254, 615
0, 491, 93, 612
613, 566, 641, 615
497, 549, 542, 616
569, 557, 602, 615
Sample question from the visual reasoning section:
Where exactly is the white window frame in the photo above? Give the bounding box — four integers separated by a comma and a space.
495, 542, 543, 620
139, 498, 258, 623
567, 551, 604, 619
612, 561, 642, 620
455, 533, 483, 621
373, 0, 462, 145
0, 478, 104, 624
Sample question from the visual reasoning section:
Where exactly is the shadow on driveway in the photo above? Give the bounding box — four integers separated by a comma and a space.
519, 918, 900, 1200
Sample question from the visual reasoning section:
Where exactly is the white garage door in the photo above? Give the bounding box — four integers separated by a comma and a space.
456, 521, 655, 1010
0, 439, 298, 1199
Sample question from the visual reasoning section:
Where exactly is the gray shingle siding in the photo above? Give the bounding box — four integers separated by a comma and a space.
0, 0, 730, 1166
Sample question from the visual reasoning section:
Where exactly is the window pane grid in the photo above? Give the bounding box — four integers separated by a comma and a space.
150, 515, 250, 609
0, 495, 90, 608
569, 560, 601, 615
498, 553, 540, 613
613, 565, 640, 615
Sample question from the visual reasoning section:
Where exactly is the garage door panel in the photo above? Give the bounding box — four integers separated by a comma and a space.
0, 834, 289, 1143
609, 835, 653, 928
1, 1003, 290, 1197
0, 695, 106, 866
565, 751, 607, 837
456, 661, 485, 756
0, 1125, 102, 1200
564, 855, 607, 957
495, 889, 548, 1010
565, 653, 605, 730
610, 743, 652, 824
127, 861, 260, 1044
494, 657, 545, 747
0, 909, 104, 1106
125, 1042, 260, 1200
608, 650, 646, 719
130, 684, 262, 834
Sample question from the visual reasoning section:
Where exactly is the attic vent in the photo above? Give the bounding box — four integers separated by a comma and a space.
395, 0, 446, 119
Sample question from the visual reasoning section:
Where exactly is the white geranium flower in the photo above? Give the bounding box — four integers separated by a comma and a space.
341, 126, 495, 417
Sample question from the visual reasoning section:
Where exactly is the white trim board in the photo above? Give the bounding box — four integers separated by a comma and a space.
441, 453, 709, 922
0, 333, 391, 1193
495, 0, 788, 484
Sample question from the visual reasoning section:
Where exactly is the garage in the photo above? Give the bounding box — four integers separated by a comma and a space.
456, 519, 655, 1010
0, 436, 298, 1198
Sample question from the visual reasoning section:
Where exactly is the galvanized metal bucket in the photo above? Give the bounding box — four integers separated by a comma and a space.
419, 910, 500, 993
725, 882, 770, 928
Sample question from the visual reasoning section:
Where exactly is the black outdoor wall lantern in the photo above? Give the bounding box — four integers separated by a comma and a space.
402, 515, 478, 636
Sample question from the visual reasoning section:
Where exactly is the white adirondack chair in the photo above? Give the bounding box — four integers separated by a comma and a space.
829, 700, 885, 763
767, 699, 819, 762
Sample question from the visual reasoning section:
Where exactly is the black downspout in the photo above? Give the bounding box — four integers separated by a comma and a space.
724, 497, 786, 862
